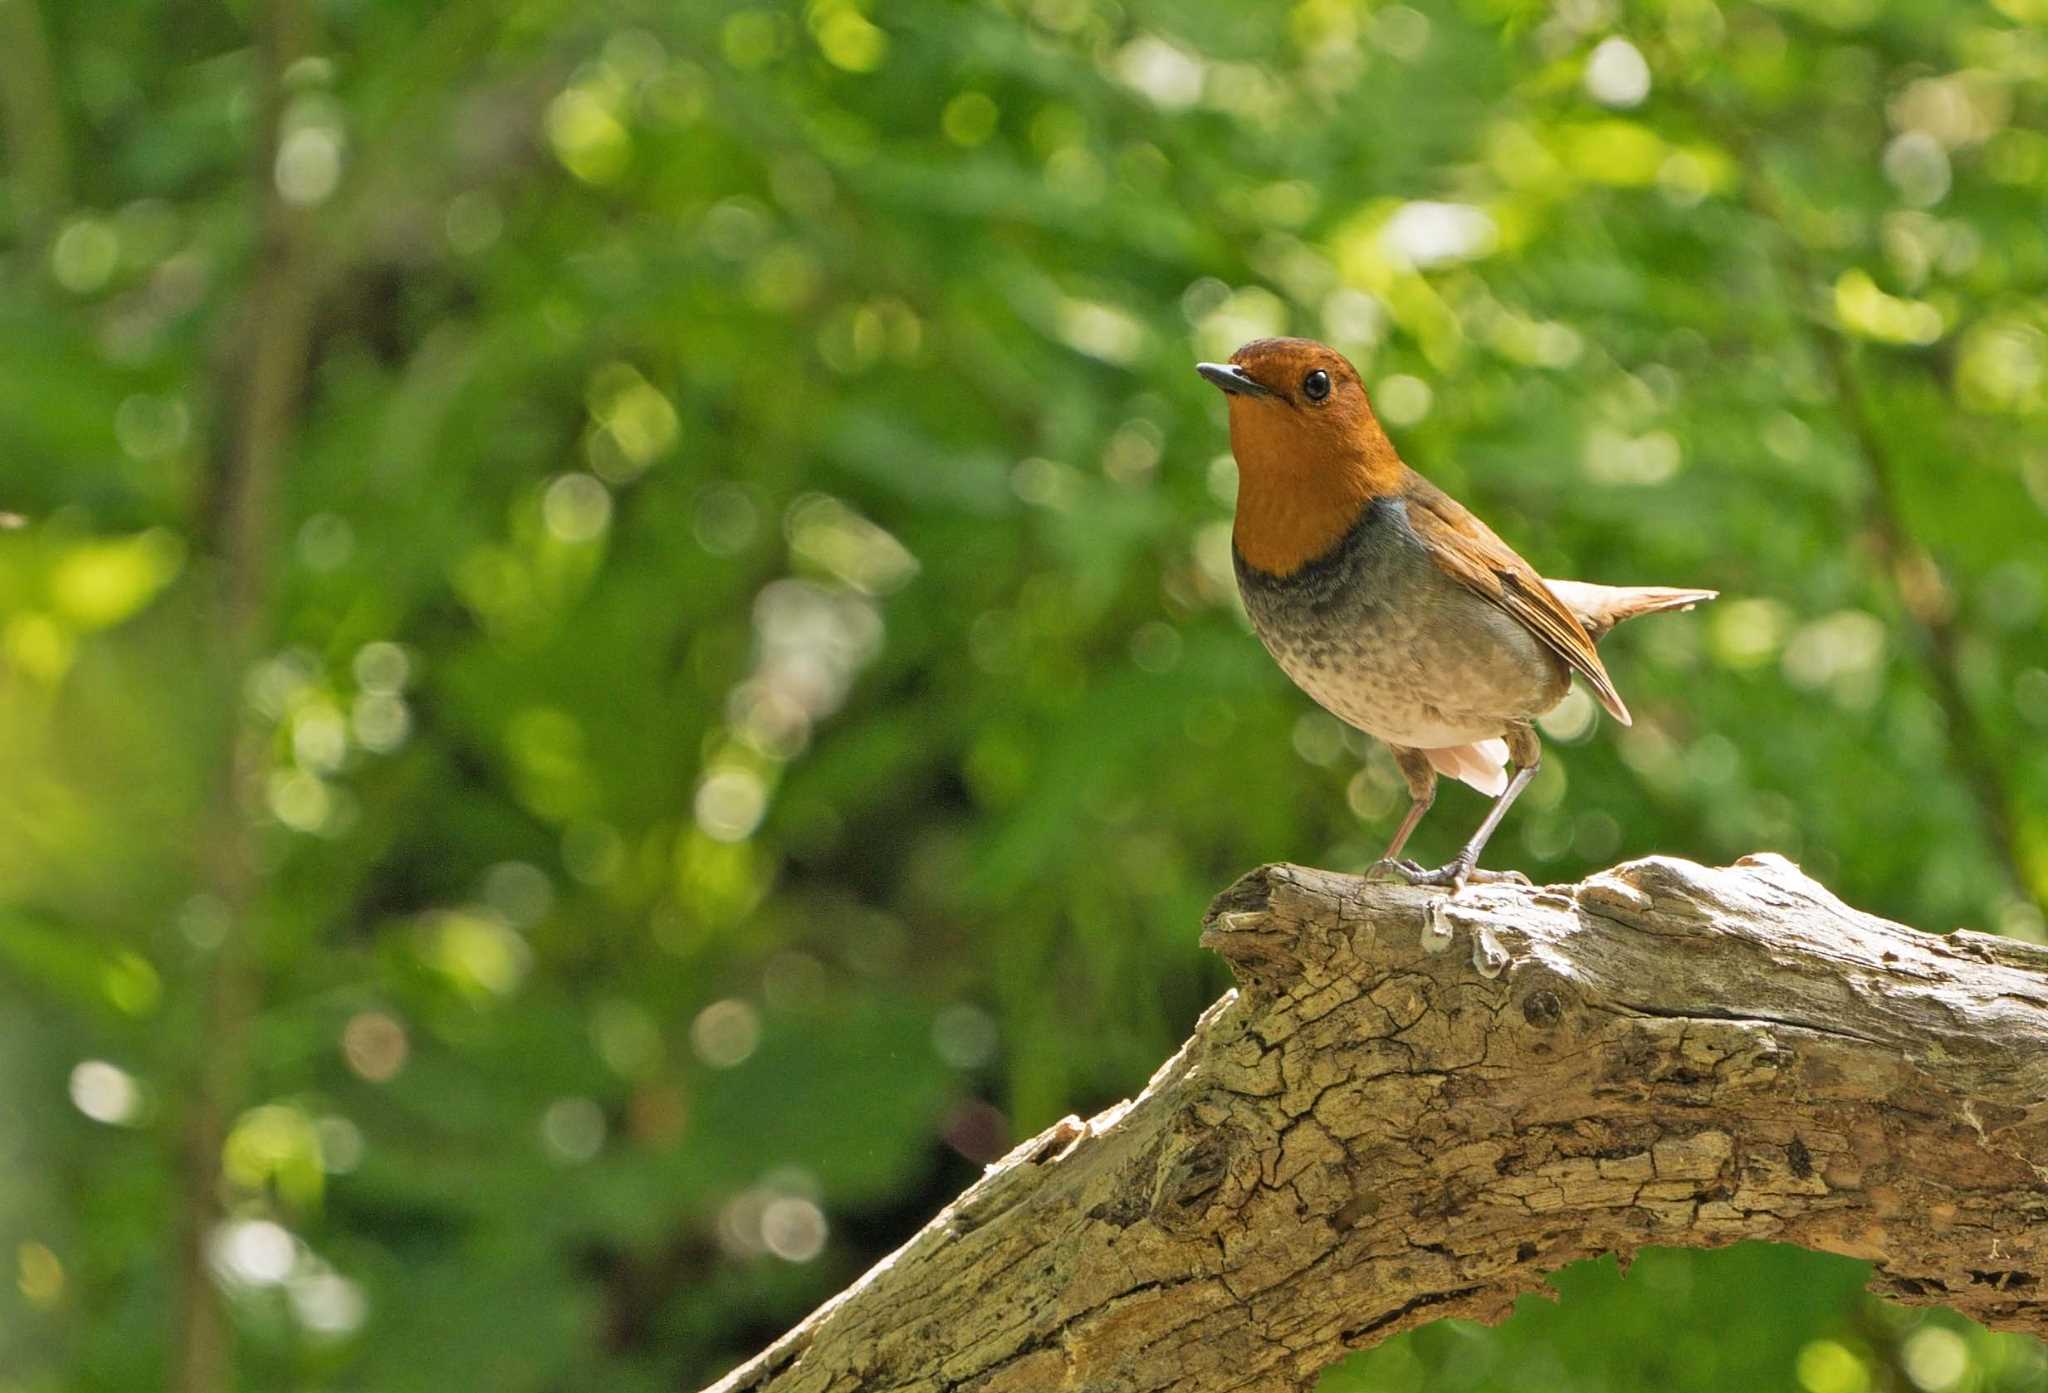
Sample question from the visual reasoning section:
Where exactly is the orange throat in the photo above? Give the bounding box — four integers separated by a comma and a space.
1229, 421, 1401, 578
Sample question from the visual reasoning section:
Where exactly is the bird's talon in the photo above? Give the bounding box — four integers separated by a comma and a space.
1368, 858, 1472, 888
1367, 857, 1429, 882
1382, 860, 1531, 892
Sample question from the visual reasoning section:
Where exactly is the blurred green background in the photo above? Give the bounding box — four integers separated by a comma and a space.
2, 0, 2046, 1388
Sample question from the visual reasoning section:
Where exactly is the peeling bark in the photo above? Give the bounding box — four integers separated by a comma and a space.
705, 855, 2048, 1393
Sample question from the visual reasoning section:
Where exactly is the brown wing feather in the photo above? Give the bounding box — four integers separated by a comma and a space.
1399, 471, 1633, 726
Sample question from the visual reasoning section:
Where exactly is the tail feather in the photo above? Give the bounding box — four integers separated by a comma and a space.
1543, 580, 1718, 644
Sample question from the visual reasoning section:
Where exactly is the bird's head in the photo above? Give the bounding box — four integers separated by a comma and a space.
1196, 337, 1403, 575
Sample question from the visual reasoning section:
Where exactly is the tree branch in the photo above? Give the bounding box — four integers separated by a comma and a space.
1727, 133, 2040, 919
172, 3, 319, 1390
705, 855, 2048, 1393
0, 0, 69, 243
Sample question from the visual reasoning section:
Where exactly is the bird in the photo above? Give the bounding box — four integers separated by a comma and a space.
1197, 336, 1715, 891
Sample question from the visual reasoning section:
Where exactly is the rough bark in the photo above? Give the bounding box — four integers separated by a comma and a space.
703, 854, 2048, 1393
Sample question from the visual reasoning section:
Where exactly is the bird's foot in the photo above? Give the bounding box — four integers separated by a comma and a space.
1368, 858, 1530, 893
1460, 866, 1532, 886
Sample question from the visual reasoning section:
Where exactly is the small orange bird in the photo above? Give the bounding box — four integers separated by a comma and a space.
1199, 338, 1715, 890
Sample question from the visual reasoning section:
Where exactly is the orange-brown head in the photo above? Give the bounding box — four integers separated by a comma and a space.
1196, 338, 1404, 577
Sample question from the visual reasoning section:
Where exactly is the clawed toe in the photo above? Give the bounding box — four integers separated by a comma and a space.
1367, 858, 1530, 892
1369, 857, 1462, 887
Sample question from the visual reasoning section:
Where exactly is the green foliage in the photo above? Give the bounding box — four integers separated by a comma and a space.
0, 0, 2044, 1387
1327, 1245, 2048, 1393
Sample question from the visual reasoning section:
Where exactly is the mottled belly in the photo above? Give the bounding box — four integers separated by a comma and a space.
1253, 595, 1569, 750
1233, 497, 1572, 751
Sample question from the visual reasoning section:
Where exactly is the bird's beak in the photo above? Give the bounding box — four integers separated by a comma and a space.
1196, 362, 1273, 399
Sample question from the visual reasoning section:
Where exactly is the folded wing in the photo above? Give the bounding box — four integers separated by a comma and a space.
1399, 472, 1632, 725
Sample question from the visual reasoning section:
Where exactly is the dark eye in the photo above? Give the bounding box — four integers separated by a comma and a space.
1302, 369, 1331, 402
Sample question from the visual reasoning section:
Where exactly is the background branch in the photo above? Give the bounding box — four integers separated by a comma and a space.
172, 3, 319, 1390
1730, 139, 2040, 918
707, 856, 2048, 1393
0, 0, 68, 244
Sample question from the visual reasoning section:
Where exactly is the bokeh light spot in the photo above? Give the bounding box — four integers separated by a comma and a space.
224, 1104, 325, 1205
1901, 1327, 1970, 1392
1584, 37, 1651, 108
17, 1241, 63, 1309
1796, 1339, 1869, 1393
694, 483, 761, 556
785, 495, 918, 594
593, 1000, 663, 1078
628, 1083, 690, 1147
289, 1270, 368, 1337
696, 767, 769, 842
1380, 201, 1496, 268
316, 1116, 364, 1173
275, 126, 344, 206
4, 612, 72, 683
1291, 711, 1347, 767
546, 87, 631, 184
293, 704, 348, 773
114, 394, 189, 461
542, 473, 613, 544
690, 999, 762, 1068
69, 1060, 142, 1125
342, 1011, 409, 1082
428, 911, 532, 999
809, 0, 888, 71
1129, 621, 1182, 673
760, 1197, 828, 1262
352, 693, 411, 753
353, 641, 411, 693
587, 365, 679, 479
1375, 375, 1434, 427
1115, 35, 1204, 109
1835, 270, 1944, 345
267, 770, 333, 834
49, 530, 186, 629
942, 91, 998, 146
1582, 427, 1681, 486
1369, 6, 1430, 59
932, 1003, 999, 1069
1537, 686, 1598, 743
51, 218, 119, 293
104, 952, 161, 1015
209, 1219, 296, 1288
1710, 598, 1792, 669
1883, 131, 1951, 207
481, 861, 554, 928
541, 1096, 608, 1164
1059, 297, 1146, 364
942, 1098, 1011, 1163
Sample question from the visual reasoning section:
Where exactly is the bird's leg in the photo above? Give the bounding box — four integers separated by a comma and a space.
1367, 746, 1436, 881
1383, 725, 1541, 892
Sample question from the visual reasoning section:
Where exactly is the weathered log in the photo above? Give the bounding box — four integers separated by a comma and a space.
706, 854, 2048, 1393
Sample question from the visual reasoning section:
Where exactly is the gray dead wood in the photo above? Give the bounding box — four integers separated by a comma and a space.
705, 854, 2048, 1393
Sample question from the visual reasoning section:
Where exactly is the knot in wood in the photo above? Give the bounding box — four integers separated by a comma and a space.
1522, 989, 1563, 1029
